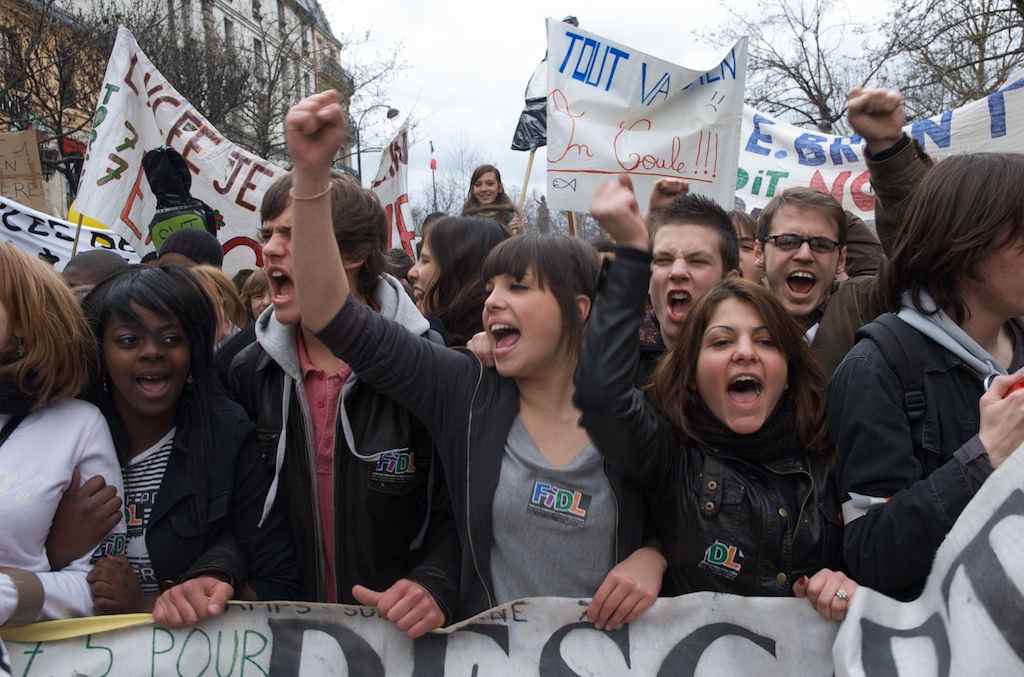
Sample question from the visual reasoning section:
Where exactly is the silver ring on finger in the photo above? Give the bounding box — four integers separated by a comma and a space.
835, 588, 849, 601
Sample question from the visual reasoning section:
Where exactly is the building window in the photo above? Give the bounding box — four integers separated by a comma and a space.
277, 0, 285, 31
181, 0, 191, 25
224, 18, 234, 45
304, 74, 311, 96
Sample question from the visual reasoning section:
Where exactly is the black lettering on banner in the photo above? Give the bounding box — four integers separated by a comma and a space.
657, 623, 775, 676
860, 615, 950, 677
940, 489, 1024, 661
2, 207, 23, 232
26, 215, 48, 236
412, 623, 511, 677
266, 617, 384, 677
539, 623, 630, 677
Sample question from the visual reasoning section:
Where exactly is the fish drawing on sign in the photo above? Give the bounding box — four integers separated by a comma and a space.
552, 178, 578, 191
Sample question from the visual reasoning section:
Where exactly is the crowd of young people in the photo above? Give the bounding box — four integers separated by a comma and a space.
1, 84, 1020, 643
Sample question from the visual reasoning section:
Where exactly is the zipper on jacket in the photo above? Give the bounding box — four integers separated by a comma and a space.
765, 463, 813, 541
598, 460, 621, 565
464, 354, 494, 610
294, 381, 326, 601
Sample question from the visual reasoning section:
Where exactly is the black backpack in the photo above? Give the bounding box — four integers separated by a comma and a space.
854, 313, 928, 446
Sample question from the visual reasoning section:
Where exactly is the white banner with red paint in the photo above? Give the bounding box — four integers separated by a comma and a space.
369, 124, 415, 255
75, 26, 283, 273
545, 19, 747, 213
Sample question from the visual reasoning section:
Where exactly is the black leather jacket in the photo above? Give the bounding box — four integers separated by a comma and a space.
229, 339, 461, 621
145, 396, 301, 601
575, 249, 844, 597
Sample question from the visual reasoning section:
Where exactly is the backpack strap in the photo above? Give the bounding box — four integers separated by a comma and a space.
0, 415, 26, 450
855, 313, 927, 425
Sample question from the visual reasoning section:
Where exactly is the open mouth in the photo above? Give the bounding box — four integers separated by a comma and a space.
136, 374, 171, 394
667, 291, 691, 319
727, 375, 762, 404
489, 322, 521, 351
269, 270, 295, 304
786, 271, 816, 297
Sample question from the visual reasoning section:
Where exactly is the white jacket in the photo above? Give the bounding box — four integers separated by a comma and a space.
0, 399, 125, 625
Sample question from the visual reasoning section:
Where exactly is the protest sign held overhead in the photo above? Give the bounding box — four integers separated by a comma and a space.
76, 27, 284, 272
545, 19, 747, 213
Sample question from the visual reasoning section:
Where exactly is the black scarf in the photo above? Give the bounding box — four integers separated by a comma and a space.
0, 371, 39, 417
686, 392, 798, 462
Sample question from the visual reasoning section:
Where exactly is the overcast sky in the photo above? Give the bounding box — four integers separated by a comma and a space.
318, 0, 770, 216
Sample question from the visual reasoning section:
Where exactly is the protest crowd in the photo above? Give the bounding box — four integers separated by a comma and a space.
1, 29, 1024, 672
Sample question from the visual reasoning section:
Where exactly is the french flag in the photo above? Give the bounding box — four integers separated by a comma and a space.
430, 141, 437, 170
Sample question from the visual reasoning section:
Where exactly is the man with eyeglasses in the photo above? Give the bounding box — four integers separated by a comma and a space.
753, 187, 850, 344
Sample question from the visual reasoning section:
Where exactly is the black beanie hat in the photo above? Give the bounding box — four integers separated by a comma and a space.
159, 228, 224, 268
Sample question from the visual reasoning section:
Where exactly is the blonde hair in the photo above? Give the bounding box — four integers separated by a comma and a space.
0, 242, 96, 408
191, 264, 247, 329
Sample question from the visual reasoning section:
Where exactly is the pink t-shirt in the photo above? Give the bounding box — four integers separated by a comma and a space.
296, 331, 352, 603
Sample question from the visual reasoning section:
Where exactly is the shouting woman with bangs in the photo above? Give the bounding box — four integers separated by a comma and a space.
583, 178, 853, 621
279, 90, 664, 632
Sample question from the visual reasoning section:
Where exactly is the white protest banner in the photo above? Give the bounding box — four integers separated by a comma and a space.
5, 446, 1024, 675
738, 73, 1024, 221
4, 595, 837, 676
545, 19, 747, 212
76, 27, 285, 273
0, 194, 138, 270
834, 443, 1024, 676
369, 124, 415, 255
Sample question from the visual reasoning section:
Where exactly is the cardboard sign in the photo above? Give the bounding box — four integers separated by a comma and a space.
0, 131, 47, 213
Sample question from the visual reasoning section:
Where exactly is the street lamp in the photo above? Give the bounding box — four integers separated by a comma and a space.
354, 104, 400, 183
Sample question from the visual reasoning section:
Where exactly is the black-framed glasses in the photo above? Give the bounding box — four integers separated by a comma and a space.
763, 234, 841, 254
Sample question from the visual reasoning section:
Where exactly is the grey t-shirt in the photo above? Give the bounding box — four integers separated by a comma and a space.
490, 416, 616, 605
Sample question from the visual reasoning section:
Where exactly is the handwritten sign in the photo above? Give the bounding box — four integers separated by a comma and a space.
545, 19, 747, 212
6, 445, 1024, 676
0, 131, 47, 214
76, 27, 282, 273
737, 72, 1024, 222
0, 194, 138, 270
369, 124, 415, 255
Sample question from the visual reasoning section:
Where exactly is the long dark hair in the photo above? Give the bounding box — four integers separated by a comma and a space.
883, 153, 1024, 322
420, 216, 511, 345
82, 264, 217, 524
646, 279, 833, 459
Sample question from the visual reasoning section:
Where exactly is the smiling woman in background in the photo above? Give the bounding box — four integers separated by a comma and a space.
461, 164, 524, 234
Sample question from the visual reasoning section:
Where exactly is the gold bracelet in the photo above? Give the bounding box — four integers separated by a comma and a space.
289, 184, 331, 202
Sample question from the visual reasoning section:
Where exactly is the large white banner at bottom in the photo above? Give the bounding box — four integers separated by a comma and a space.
4, 450, 1023, 675
4, 594, 836, 676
